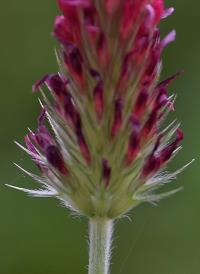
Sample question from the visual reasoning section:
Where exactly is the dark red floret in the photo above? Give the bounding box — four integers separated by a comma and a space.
63, 92, 80, 126
75, 126, 91, 164
38, 108, 46, 126
125, 118, 141, 165
133, 88, 149, 118
93, 80, 104, 120
160, 129, 183, 164
46, 145, 68, 175
102, 159, 111, 187
142, 154, 161, 177
111, 98, 123, 138
54, 15, 76, 45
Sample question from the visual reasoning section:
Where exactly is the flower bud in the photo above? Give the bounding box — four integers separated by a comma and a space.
13, 0, 189, 219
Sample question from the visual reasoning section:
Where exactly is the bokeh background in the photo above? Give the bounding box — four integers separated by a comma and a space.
0, 1, 199, 273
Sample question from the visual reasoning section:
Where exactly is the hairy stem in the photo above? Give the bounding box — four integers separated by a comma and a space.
88, 218, 114, 274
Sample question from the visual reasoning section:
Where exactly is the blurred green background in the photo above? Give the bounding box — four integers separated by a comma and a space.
0, 1, 199, 273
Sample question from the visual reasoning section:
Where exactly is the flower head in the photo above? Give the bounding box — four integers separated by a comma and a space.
9, 0, 191, 218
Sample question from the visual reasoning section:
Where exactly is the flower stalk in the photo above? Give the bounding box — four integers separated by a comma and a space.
89, 218, 113, 274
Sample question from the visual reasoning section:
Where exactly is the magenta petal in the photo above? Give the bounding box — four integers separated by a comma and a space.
162, 7, 174, 19
161, 30, 176, 50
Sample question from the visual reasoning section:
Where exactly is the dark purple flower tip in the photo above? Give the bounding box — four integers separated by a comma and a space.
157, 93, 174, 111
38, 108, 46, 126
111, 98, 123, 138
90, 69, 101, 81
35, 126, 54, 150
160, 128, 183, 163
97, 32, 110, 66
64, 46, 84, 83
54, 15, 75, 45
69, 47, 83, 74
133, 88, 149, 118
45, 74, 68, 97
141, 110, 158, 138
32, 75, 49, 92
125, 119, 141, 165
142, 154, 161, 177
93, 80, 104, 120
46, 145, 68, 175
24, 134, 44, 170
144, 50, 160, 82
76, 128, 91, 164
63, 92, 80, 126
102, 159, 111, 187
142, 128, 184, 178
141, 135, 163, 178
157, 71, 183, 89
117, 52, 132, 90
130, 116, 141, 133
32, 74, 68, 98
84, 5, 97, 27
24, 135, 38, 155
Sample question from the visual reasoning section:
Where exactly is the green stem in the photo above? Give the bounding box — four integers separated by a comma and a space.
88, 218, 114, 274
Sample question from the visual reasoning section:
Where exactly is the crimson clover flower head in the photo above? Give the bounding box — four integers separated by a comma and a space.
9, 0, 192, 218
